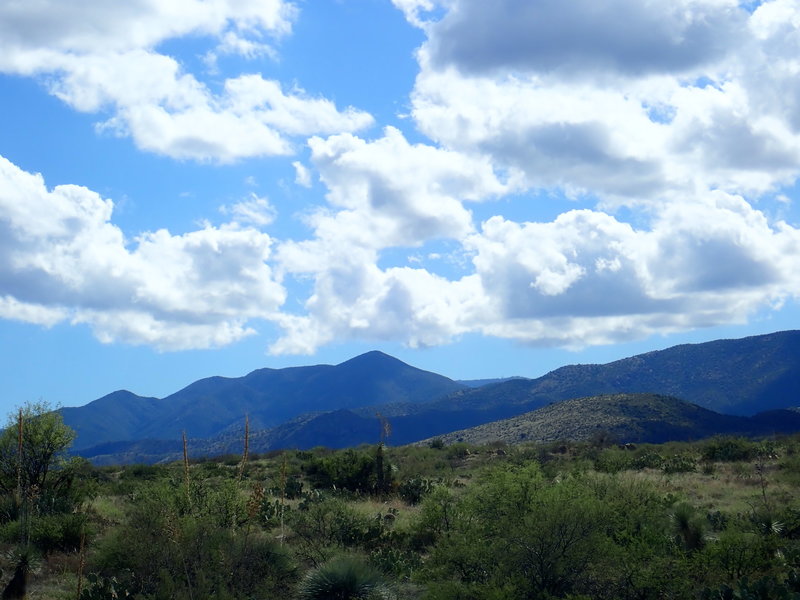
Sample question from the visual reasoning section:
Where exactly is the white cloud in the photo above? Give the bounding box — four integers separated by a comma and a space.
5, 0, 800, 358
425, 0, 745, 78
0, 155, 286, 349
0, 0, 373, 162
264, 0, 800, 355
405, 0, 800, 204
0, 0, 295, 65
391, 0, 444, 27
220, 194, 277, 227
304, 126, 506, 246
271, 184, 800, 355
293, 161, 312, 188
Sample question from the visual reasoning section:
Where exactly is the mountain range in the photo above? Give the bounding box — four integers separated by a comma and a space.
60, 330, 800, 464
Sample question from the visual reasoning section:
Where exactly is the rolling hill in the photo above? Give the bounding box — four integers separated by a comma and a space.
421, 394, 800, 447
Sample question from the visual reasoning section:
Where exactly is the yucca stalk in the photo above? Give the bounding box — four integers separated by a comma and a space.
75, 528, 86, 600
182, 430, 190, 507
165, 517, 194, 600
15, 408, 22, 505
238, 414, 249, 482
279, 453, 287, 545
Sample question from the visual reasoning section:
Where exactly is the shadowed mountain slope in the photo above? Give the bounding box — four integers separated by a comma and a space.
420, 330, 800, 418
67, 330, 800, 462
63, 351, 465, 450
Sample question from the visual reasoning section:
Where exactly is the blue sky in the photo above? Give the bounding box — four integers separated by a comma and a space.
1, 0, 799, 412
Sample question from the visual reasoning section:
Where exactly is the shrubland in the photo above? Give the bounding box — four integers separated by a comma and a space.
0, 407, 799, 599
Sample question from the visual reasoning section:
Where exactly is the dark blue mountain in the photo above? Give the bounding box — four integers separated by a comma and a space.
62, 351, 466, 450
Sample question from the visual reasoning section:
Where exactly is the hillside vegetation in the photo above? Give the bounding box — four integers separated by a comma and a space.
4, 404, 800, 599
427, 393, 800, 447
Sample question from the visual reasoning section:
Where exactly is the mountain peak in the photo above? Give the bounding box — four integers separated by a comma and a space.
338, 350, 402, 367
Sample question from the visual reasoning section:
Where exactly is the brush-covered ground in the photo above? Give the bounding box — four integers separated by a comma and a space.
4, 432, 800, 599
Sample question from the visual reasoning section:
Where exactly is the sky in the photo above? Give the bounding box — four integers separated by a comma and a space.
1, 0, 800, 413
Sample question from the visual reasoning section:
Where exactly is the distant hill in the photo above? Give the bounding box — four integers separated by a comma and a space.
77, 395, 800, 465
62, 351, 466, 451
67, 330, 800, 464
60, 391, 162, 452
425, 330, 800, 418
457, 377, 524, 388
422, 394, 800, 447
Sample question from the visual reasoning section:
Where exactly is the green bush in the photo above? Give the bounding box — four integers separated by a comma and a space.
91, 498, 296, 599
79, 573, 134, 599
444, 443, 471, 460
662, 454, 697, 474
305, 449, 380, 494
631, 451, 665, 470
397, 477, 436, 505
594, 448, 633, 473
369, 547, 422, 580
702, 437, 760, 463
288, 496, 386, 565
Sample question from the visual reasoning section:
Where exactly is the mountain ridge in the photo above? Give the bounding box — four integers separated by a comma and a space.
62, 350, 466, 450
64, 330, 800, 463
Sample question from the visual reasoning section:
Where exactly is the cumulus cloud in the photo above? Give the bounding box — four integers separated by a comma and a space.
426, 0, 745, 78
271, 184, 800, 355
4, 0, 800, 358
406, 0, 800, 202
0, 0, 372, 162
0, 155, 285, 349
265, 0, 800, 355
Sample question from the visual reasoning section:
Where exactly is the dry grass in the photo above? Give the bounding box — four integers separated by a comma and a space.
622, 458, 788, 515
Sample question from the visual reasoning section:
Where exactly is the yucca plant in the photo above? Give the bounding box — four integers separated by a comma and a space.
671, 502, 705, 552
298, 556, 389, 600
2, 546, 40, 599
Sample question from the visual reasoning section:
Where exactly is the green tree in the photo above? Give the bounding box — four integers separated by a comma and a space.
0, 400, 76, 496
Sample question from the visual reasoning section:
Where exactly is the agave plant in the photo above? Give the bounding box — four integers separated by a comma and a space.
298, 556, 389, 600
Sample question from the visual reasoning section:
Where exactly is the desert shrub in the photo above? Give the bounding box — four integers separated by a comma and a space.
703, 437, 760, 463
288, 496, 385, 565
0, 512, 87, 553
91, 484, 296, 599
419, 465, 618, 599
662, 454, 697, 474
369, 547, 422, 580
700, 569, 800, 600
29, 512, 86, 553
631, 450, 665, 470
594, 448, 633, 473
79, 573, 134, 599
702, 528, 774, 582
119, 463, 167, 481
444, 443, 471, 460
428, 438, 445, 450
305, 449, 379, 494
397, 476, 437, 505
269, 474, 303, 499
